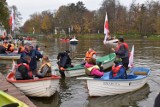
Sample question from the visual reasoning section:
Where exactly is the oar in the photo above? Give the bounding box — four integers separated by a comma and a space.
11, 59, 16, 72
77, 77, 94, 80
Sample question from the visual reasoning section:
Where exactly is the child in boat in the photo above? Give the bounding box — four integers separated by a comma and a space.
36, 56, 52, 78
85, 58, 104, 77
15, 55, 33, 80
109, 58, 126, 79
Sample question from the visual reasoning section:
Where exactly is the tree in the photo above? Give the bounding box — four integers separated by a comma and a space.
0, 0, 9, 29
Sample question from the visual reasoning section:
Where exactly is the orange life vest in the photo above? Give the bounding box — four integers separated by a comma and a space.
3, 43, 8, 49
112, 65, 122, 77
17, 63, 33, 77
8, 44, 14, 52
85, 50, 96, 62
19, 46, 25, 53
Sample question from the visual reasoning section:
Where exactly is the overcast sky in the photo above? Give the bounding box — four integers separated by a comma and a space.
6, 0, 155, 25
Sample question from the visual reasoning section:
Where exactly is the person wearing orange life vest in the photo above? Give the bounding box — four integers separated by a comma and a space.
3, 40, 8, 49
7, 41, 15, 52
85, 48, 96, 63
15, 55, 33, 80
36, 56, 52, 78
18, 43, 25, 54
112, 36, 129, 70
109, 58, 126, 79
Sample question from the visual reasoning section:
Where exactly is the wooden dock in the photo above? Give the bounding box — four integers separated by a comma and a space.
0, 73, 36, 107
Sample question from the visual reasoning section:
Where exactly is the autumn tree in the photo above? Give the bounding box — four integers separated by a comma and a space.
0, 0, 9, 29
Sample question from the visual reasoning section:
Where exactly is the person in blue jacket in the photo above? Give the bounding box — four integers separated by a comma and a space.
109, 58, 126, 79
20, 43, 43, 75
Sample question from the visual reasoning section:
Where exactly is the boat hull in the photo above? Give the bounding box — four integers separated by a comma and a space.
87, 77, 148, 96
86, 67, 150, 96
7, 72, 60, 97
104, 39, 118, 46
0, 54, 20, 60
65, 69, 85, 77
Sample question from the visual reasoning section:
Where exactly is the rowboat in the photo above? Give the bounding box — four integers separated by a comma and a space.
7, 72, 60, 97
0, 53, 20, 60
87, 84, 149, 107
56, 53, 116, 77
0, 91, 28, 107
104, 39, 118, 46
96, 53, 116, 70
77, 67, 150, 96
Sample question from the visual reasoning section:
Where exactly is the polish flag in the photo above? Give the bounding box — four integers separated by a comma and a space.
9, 8, 15, 31
103, 12, 109, 44
128, 45, 134, 68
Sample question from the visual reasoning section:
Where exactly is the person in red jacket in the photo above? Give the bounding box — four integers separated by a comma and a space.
15, 55, 33, 80
112, 36, 129, 70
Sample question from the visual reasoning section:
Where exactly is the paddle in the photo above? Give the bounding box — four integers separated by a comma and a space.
77, 77, 94, 80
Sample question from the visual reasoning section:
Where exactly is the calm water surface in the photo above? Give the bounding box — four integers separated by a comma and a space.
0, 37, 160, 107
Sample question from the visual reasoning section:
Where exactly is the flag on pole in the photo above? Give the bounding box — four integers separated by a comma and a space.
103, 12, 109, 44
128, 45, 134, 68
9, 8, 15, 31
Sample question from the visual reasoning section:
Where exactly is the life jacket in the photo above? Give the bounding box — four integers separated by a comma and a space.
86, 65, 99, 75
39, 63, 52, 77
1, 35, 5, 39
16, 63, 33, 77
85, 50, 96, 62
8, 44, 14, 52
3, 43, 8, 49
116, 42, 130, 58
19, 46, 25, 53
112, 65, 122, 77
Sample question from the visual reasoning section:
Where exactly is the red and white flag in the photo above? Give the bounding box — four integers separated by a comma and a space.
9, 8, 15, 31
103, 12, 109, 44
128, 45, 134, 68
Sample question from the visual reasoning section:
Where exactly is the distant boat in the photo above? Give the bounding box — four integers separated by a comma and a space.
7, 72, 60, 97
56, 53, 116, 77
60, 38, 70, 43
77, 67, 150, 97
70, 37, 78, 44
0, 91, 28, 107
0, 53, 20, 60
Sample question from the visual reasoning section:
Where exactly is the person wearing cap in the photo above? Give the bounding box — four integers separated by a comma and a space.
57, 50, 73, 76
112, 36, 129, 70
109, 58, 126, 79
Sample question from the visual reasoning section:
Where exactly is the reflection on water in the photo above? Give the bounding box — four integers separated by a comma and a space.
86, 84, 150, 107
1, 37, 160, 107
30, 92, 60, 107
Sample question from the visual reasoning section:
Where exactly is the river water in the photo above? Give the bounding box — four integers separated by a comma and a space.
0, 37, 160, 107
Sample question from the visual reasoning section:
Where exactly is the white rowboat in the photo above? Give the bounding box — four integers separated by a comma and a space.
77, 67, 150, 96
7, 72, 60, 97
